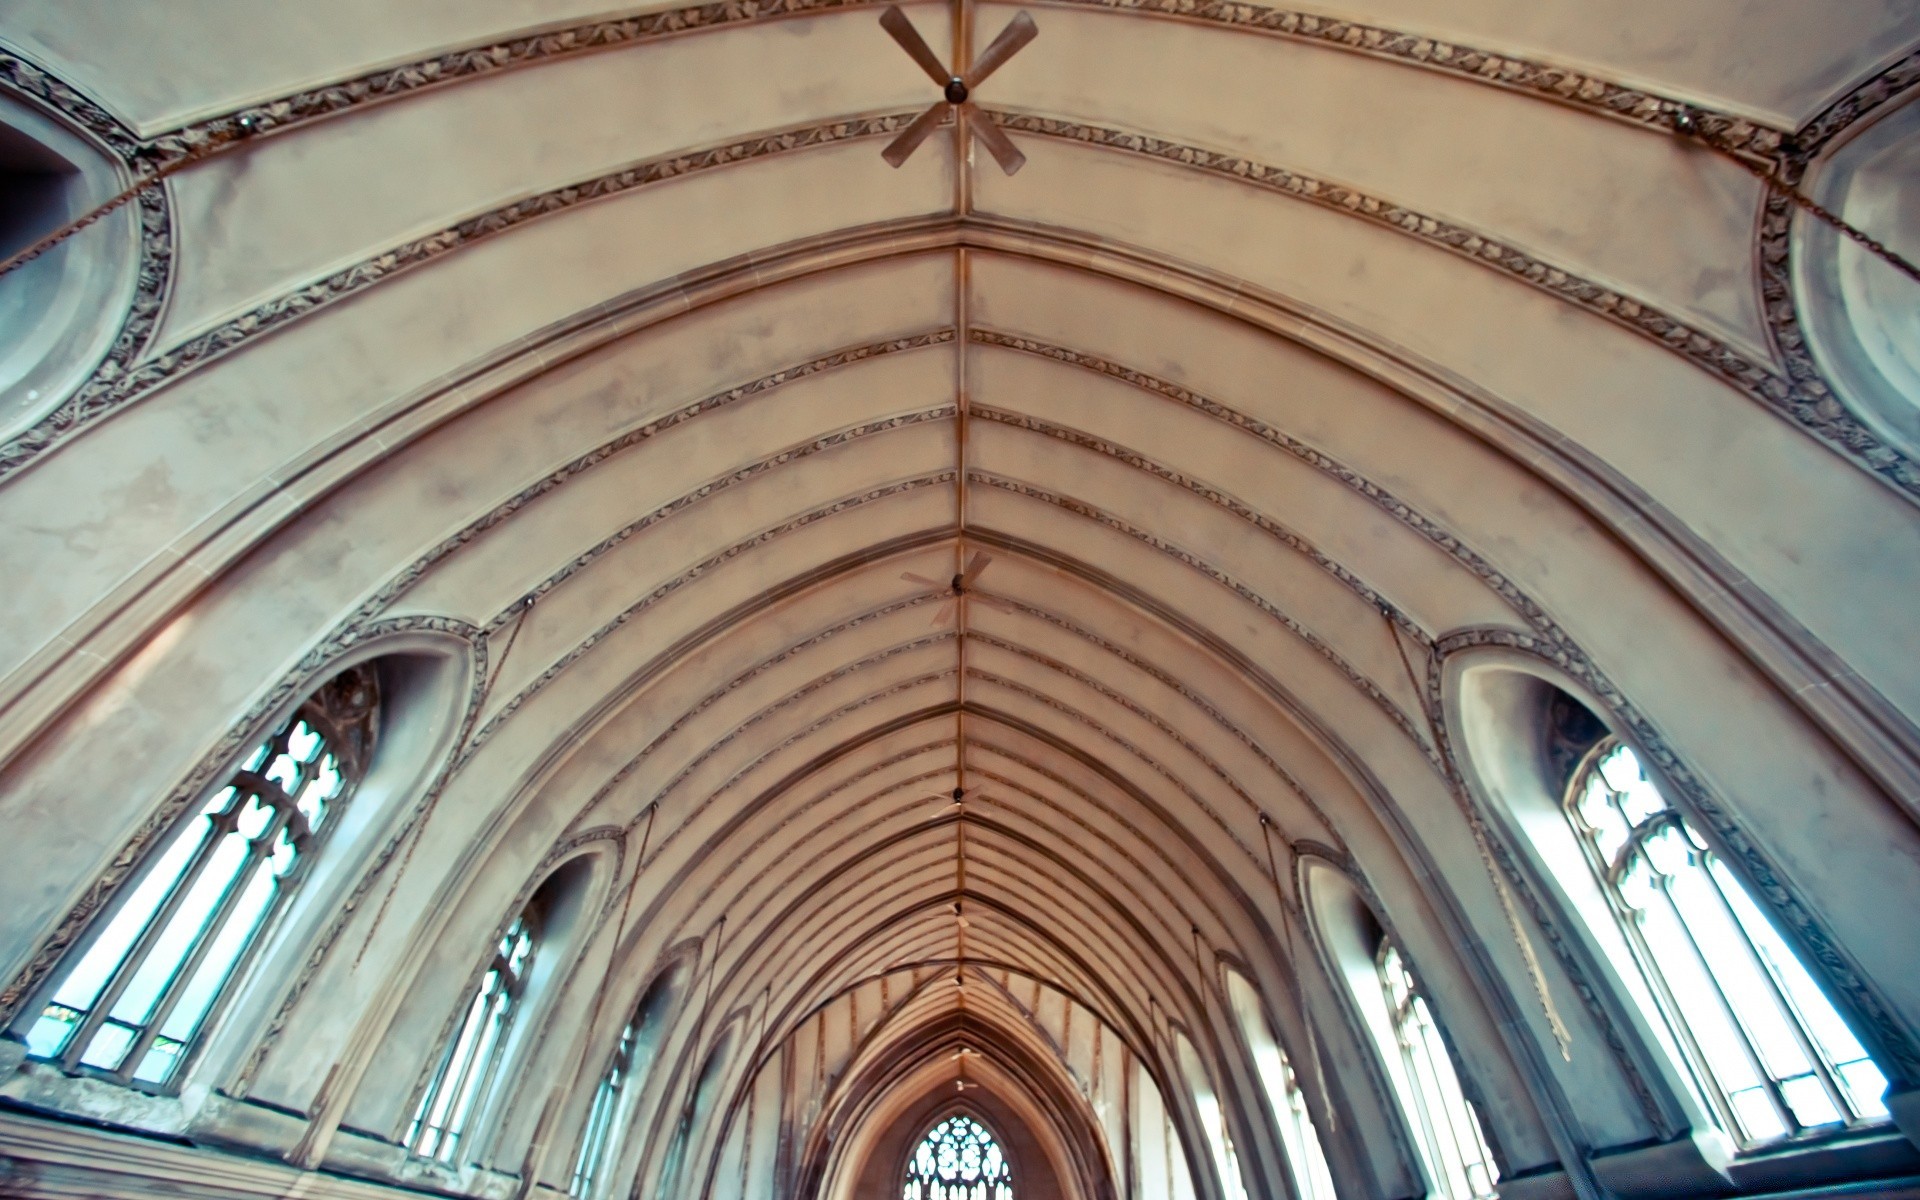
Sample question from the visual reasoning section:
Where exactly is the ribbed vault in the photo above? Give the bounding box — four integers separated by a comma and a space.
1, 4, 1919, 1200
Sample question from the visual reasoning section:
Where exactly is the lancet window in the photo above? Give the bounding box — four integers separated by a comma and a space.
21, 664, 378, 1088
1566, 740, 1889, 1143
1226, 970, 1336, 1200
407, 907, 539, 1163
1376, 939, 1499, 1200
903, 1114, 1014, 1200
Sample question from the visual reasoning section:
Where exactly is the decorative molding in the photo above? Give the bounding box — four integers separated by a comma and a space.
0, 614, 481, 1031
397, 824, 627, 1148
1758, 50, 1920, 490
454, 458, 956, 770
1433, 627, 1920, 1083
0, 52, 175, 452
0, 112, 921, 487
985, 113, 1920, 499
604, 633, 958, 831
1027, 0, 1787, 157
970, 330, 1920, 1101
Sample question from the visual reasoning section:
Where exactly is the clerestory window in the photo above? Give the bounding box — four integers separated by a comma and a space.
1376, 939, 1499, 1200
22, 664, 378, 1088
407, 907, 539, 1163
1566, 740, 1889, 1144
903, 1114, 1014, 1200
570, 968, 677, 1197
1226, 971, 1337, 1200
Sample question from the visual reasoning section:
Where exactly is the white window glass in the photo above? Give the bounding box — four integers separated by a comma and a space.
408, 912, 538, 1163
1227, 971, 1336, 1200
23, 666, 377, 1088
571, 1021, 635, 1196
903, 1114, 1014, 1200
1377, 941, 1499, 1200
1568, 741, 1889, 1144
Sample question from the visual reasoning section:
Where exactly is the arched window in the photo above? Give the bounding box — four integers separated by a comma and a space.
408, 905, 541, 1163
1225, 972, 1336, 1200
903, 1114, 1014, 1200
1376, 938, 1499, 1200
21, 664, 378, 1088
570, 969, 679, 1197
1566, 739, 1889, 1143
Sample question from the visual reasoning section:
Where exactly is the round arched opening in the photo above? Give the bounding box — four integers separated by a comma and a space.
1794, 89, 1920, 456
0, 85, 140, 434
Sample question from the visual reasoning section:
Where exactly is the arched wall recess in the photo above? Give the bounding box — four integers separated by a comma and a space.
0, 77, 141, 438
325, 834, 618, 1191
1445, 646, 1920, 1196
0, 633, 470, 1136
1794, 87, 1920, 457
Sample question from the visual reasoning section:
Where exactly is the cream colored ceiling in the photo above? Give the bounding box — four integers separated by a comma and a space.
2, 2, 1919, 1197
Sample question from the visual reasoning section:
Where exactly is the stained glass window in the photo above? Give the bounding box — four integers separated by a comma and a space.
407, 910, 539, 1163
23, 664, 378, 1089
1567, 740, 1889, 1143
1377, 940, 1499, 1200
903, 1115, 1014, 1200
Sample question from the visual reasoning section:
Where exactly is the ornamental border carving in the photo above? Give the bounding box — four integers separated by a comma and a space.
971, 330, 1919, 1098
985, 113, 1920, 498
1432, 628, 1920, 1082
1028, 0, 1786, 156
0, 52, 175, 458
1756, 51, 1920, 485
0, 111, 921, 487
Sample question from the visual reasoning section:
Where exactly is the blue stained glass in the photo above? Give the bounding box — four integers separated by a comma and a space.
903, 1115, 1013, 1200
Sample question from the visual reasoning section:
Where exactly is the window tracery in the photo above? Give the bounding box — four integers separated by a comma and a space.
21, 663, 377, 1088
1566, 740, 1889, 1143
903, 1114, 1014, 1200
1376, 939, 1499, 1200
407, 908, 539, 1163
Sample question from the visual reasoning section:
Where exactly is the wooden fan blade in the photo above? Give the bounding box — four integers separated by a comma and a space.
880, 6, 954, 87
964, 10, 1037, 88
882, 101, 949, 167
969, 109, 1027, 175
975, 594, 1019, 615
960, 549, 992, 587
901, 571, 945, 588
931, 600, 956, 627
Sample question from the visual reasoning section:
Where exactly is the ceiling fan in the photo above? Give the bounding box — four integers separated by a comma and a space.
903, 549, 1019, 626
879, 5, 1037, 175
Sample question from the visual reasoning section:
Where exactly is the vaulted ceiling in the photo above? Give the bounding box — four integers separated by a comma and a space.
2, 3, 1918, 1198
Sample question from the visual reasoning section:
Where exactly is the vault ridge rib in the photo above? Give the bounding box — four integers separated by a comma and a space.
969, 594, 1336, 835
967, 469, 1436, 757
577, 602, 954, 816
970, 401, 1444, 638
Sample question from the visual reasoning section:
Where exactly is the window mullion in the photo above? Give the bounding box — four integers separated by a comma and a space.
1650, 874, 1789, 1137
59, 799, 248, 1069
1695, 851, 1849, 1125
111, 804, 292, 1081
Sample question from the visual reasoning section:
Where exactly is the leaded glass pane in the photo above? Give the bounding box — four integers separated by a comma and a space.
407, 913, 539, 1164
902, 1115, 1013, 1200
1566, 740, 1889, 1142
1377, 941, 1499, 1200
22, 664, 377, 1088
